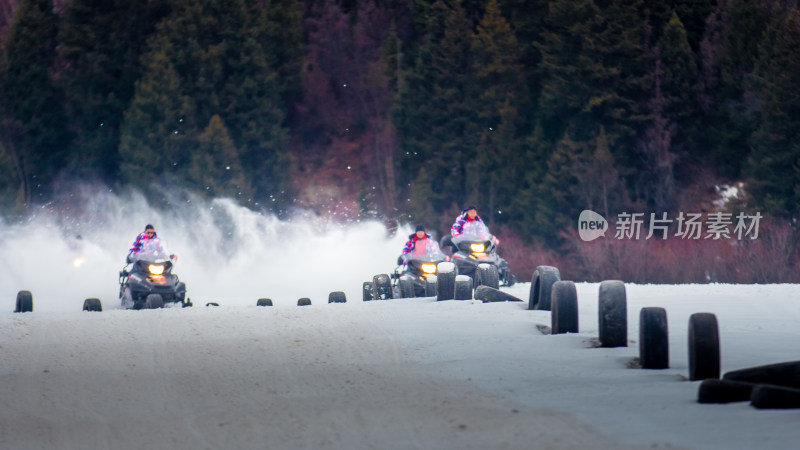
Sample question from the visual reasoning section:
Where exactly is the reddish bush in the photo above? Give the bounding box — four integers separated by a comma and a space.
554, 218, 799, 283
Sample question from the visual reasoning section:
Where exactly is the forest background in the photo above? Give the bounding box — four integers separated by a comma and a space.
1, 0, 799, 283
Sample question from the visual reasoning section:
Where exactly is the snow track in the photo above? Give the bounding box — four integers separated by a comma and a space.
1, 303, 644, 450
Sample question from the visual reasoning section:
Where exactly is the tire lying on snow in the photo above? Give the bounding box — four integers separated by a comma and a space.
436, 262, 456, 301
83, 298, 102, 312
723, 360, 800, 389
474, 285, 522, 303
697, 379, 757, 404
475, 264, 499, 289
639, 307, 669, 369
529, 266, 560, 311
454, 275, 473, 300
372, 274, 393, 300
751, 384, 800, 409
425, 275, 438, 297
398, 277, 415, 299
145, 294, 164, 309
551, 281, 578, 334
328, 291, 347, 303
15, 290, 33, 313
257, 298, 273, 306
598, 280, 627, 348
688, 312, 721, 381
297, 297, 312, 306
363, 282, 373, 301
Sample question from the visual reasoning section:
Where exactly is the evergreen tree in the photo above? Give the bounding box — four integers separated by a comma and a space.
509, 125, 550, 238
406, 165, 436, 224
393, 0, 476, 212
536, 0, 600, 145
658, 11, 700, 163
59, 0, 171, 179
591, 0, 652, 166
120, 0, 289, 205
471, 0, 526, 131
636, 58, 677, 211
118, 43, 196, 190
748, 10, 800, 218
533, 133, 583, 242
502, 0, 548, 125
536, 0, 650, 235
188, 115, 252, 200
647, 0, 715, 52
470, 0, 527, 225
577, 127, 625, 219
1, 0, 70, 203
254, 0, 304, 113
704, 0, 775, 178
538, 0, 651, 148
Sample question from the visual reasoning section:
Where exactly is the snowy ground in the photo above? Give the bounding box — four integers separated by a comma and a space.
1, 191, 799, 449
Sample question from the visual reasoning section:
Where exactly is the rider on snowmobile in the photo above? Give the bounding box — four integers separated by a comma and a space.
443, 205, 499, 252
128, 224, 173, 263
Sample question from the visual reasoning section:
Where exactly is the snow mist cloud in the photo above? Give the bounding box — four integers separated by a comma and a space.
0, 186, 409, 311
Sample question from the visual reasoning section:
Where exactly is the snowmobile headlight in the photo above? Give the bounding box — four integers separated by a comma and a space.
148, 264, 165, 275
421, 263, 437, 274
470, 243, 485, 253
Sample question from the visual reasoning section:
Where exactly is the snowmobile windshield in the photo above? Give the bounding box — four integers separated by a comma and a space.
404, 239, 446, 262
456, 221, 493, 241
132, 237, 171, 263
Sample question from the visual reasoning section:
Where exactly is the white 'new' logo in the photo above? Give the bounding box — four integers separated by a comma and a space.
578, 210, 608, 241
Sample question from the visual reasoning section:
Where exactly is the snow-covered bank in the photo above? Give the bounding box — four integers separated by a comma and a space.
2, 283, 799, 450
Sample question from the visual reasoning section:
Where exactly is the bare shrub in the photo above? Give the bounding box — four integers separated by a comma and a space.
560, 218, 799, 283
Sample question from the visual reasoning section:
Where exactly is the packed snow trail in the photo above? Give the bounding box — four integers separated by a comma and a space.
0, 303, 646, 450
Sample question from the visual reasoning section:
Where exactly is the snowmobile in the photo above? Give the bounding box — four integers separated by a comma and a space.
119, 237, 190, 309
442, 221, 516, 287
391, 238, 447, 298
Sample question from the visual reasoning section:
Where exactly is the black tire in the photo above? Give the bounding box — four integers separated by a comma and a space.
454, 276, 473, 300
15, 290, 33, 313
723, 361, 800, 389
688, 312, 721, 381
751, 384, 800, 409
83, 298, 102, 312
297, 298, 312, 306
398, 277, 415, 299
474, 285, 523, 303
639, 307, 669, 369
551, 281, 578, 334
529, 266, 560, 311
372, 274, 393, 300
257, 298, 273, 307
206, 302, 219, 307
697, 379, 757, 404
363, 282, 373, 301
436, 262, 456, 301
425, 276, 438, 297
145, 294, 164, 309
475, 264, 500, 289
328, 291, 347, 303
598, 280, 627, 348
